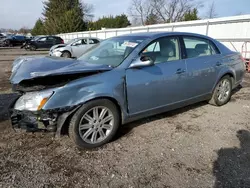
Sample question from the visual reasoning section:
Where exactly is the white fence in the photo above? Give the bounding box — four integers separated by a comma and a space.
58, 15, 250, 57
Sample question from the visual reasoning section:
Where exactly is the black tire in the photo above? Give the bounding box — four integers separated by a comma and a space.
209, 75, 232, 106
29, 45, 36, 51
61, 51, 71, 58
69, 99, 120, 149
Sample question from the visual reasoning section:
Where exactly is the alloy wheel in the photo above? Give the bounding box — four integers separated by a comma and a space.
216, 79, 231, 102
78, 106, 114, 144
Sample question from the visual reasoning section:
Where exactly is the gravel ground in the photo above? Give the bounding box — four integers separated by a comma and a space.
0, 48, 250, 188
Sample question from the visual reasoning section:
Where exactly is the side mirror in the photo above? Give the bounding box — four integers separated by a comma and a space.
129, 56, 154, 68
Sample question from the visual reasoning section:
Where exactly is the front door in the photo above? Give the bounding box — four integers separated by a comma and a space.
126, 36, 188, 114
72, 39, 88, 57
36, 37, 47, 48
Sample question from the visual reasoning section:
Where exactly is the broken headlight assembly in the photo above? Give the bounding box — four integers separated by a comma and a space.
14, 90, 54, 111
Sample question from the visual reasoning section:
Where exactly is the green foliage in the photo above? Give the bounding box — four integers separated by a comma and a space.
183, 8, 200, 21
31, 19, 44, 36
88, 14, 131, 30
42, 0, 86, 34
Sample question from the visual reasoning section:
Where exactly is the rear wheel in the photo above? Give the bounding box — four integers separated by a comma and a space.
61, 51, 71, 58
69, 99, 120, 149
209, 75, 232, 106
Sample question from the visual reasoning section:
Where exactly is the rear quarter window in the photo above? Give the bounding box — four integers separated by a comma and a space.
89, 39, 100, 44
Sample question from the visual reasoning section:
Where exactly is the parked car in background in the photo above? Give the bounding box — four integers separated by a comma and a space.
26, 36, 64, 50
9, 32, 246, 149
2, 35, 27, 47
0, 37, 7, 47
21, 36, 45, 49
49, 37, 101, 58
0, 33, 5, 39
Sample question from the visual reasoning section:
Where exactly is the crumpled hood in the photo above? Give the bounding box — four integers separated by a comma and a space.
10, 56, 113, 84
50, 44, 67, 51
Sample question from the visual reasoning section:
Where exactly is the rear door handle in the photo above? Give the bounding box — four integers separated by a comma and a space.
216, 62, 222, 66
176, 69, 186, 74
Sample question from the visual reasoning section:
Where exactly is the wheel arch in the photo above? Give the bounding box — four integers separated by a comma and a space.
57, 96, 124, 136
61, 50, 72, 57
213, 69, 236, 93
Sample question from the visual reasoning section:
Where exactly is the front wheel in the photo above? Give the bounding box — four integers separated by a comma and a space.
209, 75, 232, 106
61, 51, 71, 58
69, 99, 120, 149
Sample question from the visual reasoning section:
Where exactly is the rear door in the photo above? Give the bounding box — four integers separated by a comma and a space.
126, 36, 189, 114
36, 37, 47, 48
182, 36, 222, 97
45, 36, 56, 48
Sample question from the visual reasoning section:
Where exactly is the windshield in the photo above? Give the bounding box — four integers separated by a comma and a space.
66, 38, 78, 45
31, 36, 43, 41
78, 36, 148, 67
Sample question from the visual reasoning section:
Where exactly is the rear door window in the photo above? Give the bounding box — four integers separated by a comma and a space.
47, 37, 55, 41
183, 37, 219, 58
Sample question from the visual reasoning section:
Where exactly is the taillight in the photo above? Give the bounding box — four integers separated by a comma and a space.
61, 40, 64, 44
240, 55, 249, 71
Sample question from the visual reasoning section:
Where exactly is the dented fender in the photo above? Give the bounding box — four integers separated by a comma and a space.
42, 69, 128, 120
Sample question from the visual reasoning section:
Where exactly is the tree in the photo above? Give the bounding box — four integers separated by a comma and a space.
206, 1, 217, 19
128, 0, 202, 25
128, 0, 152, 25
145, 12, 159, 25
42, 0, 93, 34
18, 27, 31, 35
88, 14, 131, 30
183, 8, 199, 21
115, 14, 131, 28
31, 19, 44, 36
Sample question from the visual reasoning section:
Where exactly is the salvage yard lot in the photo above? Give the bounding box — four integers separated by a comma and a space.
0, 48, 250, 188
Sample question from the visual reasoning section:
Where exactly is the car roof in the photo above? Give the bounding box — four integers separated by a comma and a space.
74, 37, 100, 40
120, 31, 214, 40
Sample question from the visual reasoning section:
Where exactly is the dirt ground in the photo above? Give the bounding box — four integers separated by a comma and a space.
0, 48, 250, 188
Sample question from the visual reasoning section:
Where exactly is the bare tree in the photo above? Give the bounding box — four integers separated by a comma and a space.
81, 2, 94, 22
206, 1, 217, 19
128, 0, 202, 25
19, 27, 31, 35
150, 0, 202, 23
128, 0, 153, 25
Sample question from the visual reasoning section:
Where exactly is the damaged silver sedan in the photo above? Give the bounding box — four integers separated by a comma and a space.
9, 32, 246, 149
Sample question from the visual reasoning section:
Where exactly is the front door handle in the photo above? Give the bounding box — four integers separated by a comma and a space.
176, 69, 186, 74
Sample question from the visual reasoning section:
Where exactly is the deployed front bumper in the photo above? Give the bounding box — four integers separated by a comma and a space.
10, 109, 57, 132
9, 106, 80, 136
49, 50, 62, 57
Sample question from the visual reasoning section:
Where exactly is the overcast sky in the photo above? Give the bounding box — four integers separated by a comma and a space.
0, 0, 250, 29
